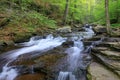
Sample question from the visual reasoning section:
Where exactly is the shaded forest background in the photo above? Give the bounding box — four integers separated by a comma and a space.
0, 0, 120, 27
0, 0, 120, 43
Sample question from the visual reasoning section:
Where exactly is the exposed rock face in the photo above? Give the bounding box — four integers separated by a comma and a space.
92, 47, 120, 76
87, 37, 120, 80
87, 62, 120, 80
56, 26, 72, 33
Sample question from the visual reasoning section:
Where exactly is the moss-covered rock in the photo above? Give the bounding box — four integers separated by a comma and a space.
111, 28, 120, 37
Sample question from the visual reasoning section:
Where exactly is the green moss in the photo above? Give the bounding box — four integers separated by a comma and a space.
87, 74, 92, 80
87, 67, 92, 80
13, 33, 32, 42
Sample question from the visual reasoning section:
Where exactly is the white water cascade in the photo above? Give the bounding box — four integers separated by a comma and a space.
57, 26, 95, 80
0, 34, 66, 80
57, 39, 84, 80
66, 40, 84, 71
0, 25, 95, 80
57, 39, 83, 80
0, 65, 18, 80
58, 71, 77, 80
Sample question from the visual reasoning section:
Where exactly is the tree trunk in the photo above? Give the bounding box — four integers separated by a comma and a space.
116, 0, 120, 22
63, 0, 69, 25
70, 0, 77, 25
105, 0, 111, 34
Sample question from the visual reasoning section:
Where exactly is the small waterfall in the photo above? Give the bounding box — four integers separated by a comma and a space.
67, 25, 95, 39
17, 36, 43, 47
57, 40, 84, 80
31, 65, 34, 74
66, 40, 84, 71
0, 25, 95, 80
0, 60, 18, 80
83, 26, 95, 39
58, 71, 77, 80
57, 25, 95, 80
0, 34, 66, 60
58, 72, 69, 80
0, 34, 66, 80
0, 66, 17, 80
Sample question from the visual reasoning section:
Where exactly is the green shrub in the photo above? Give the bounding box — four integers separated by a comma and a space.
10, 11, 57, 29
26, 11, 57, 29
111, 23, 120, 28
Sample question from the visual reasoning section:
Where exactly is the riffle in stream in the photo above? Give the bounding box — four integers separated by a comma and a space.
0, 26, 98, 80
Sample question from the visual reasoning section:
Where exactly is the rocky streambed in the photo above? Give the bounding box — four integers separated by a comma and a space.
0, 25, 120, 80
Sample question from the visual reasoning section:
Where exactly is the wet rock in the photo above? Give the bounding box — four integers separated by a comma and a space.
33, 63, 47, 74
0, 41, 7, 46
56, 26, 72, 33
111, 28, 120, 37
111, 44, 120, 51
92, 47, 120, 60
5, 40, 14, 45
93, 53, 120, 76
100, 50, 120, 59
93, 25, 107, 34
62, 41, 74, 47
103, 37, 120, 42
83, 41, 92, 46
80, 54, 92, 70
0, 41, 7, 51
72, 24, 84, 32
73, 24, 82, 28
87, 62, 120, 80
14, 65, 32, 75
15, 73, 45, 80
13, 33, 32, 43
84, 37, 101, 41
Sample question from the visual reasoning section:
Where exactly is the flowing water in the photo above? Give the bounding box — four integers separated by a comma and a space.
0, 34, 66, 80
66, 40, 84, 71
57, 27, 95, 80
0, 26, 95, 80
57, 71, 77, 80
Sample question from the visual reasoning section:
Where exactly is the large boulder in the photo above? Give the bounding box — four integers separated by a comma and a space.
93, 25, 107, 34
15, 73, 46, 80
56, 26, 72, 33
111, 28, 120, 37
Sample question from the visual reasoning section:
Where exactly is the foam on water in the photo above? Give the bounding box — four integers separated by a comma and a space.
0, 26, 95, 80
66, 40, 84, 71
58, 71, 77, 80
0, 66, 18, 80
57, 26, 95, 80
1, 34, 66, 60
0, 34, 66, 80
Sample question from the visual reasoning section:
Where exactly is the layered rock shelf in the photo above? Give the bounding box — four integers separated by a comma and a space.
87, 37, 120, 80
